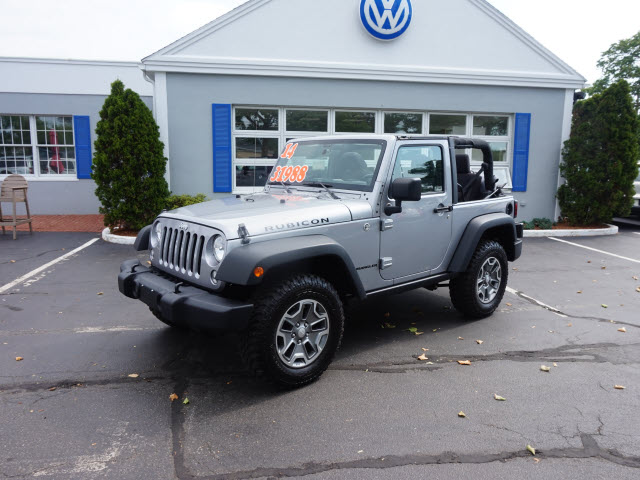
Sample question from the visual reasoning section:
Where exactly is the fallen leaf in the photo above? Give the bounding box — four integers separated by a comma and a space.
494, 394, 507, 401
506, 302, 513, 307
587, 260, 592, 264
601, 266, 606, 270
417, 353, 429, 361
601, 304, 608, 309
384, 323, 396, 329
421, 348, 429, 352
618, 327, 626, 333
567, 323, 573, 327
614, 385, 625, 390
432, 329, 438, 332
553, 363, 558, 367
406, 327, 418, 334
10, 260, 15, 263
169, 393, 178, 402
577, 291, 582, 294
458, 337, 464, 340
128, 374, 139, 378
146, 261, 152, 265
425, 362, 434, 365
15, 357, 23, 361
92, 443, 97, 446
527, 445, 536, 456
636, 287, 640, 293
97, 292, 104, 296
357, 450, 364, 454
48, 387, 56, 391
183, 398, 190, 405
513, 267, 518, 271
540, 365, 551, 372
226, 381, 232, 385
476, 340, 484, 345
458, 411, 466, 418
633, 276, 638, 281
458, 360, 472, 366
534, 458, 540, 464
415, 332, 424, 336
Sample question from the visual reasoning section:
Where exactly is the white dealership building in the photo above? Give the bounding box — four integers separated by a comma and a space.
0, 0, 585, 220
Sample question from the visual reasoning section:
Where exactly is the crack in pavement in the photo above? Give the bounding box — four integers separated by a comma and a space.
329, 342, 640, 373
170, 434, 639, 479
0, 248, 63, 265
508, 288, 640, 329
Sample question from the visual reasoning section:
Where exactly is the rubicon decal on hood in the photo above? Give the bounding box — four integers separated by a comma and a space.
265, 218, 330, 232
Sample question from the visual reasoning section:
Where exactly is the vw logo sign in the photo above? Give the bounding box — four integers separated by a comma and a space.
360, 0, 413, 41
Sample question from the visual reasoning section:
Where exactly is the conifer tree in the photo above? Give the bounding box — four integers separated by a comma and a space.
558, 80, 639, 225
92, 80, 169, 230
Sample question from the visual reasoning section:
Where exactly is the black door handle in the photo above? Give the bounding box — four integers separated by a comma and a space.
434, 204, 453, 213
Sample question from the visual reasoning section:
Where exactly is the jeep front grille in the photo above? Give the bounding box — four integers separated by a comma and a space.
159, 226, 205, 277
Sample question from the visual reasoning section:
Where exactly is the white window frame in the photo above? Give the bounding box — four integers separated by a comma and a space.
382, 110, 426, 135
0, 113, 78, 181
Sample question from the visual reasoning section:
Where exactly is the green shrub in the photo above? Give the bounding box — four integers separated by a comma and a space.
92, 80, 169, 231
557, 80, 639, 225
165, 194, 208, 210
523, 218, 554, 230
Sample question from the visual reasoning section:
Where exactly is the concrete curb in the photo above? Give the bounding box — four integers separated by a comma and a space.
101, 227, 136, 245
523, 224, 618, 238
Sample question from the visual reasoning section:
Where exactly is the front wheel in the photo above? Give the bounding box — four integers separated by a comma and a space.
449, 240, 508, 318
242, 274, 344, 388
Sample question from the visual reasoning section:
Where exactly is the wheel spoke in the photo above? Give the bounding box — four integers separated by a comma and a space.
476, 257, 502, 304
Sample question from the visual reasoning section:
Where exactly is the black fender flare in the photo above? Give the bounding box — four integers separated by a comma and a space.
134, 225, 152, 251
448, 213, 517, 272
216, 235, 366, 299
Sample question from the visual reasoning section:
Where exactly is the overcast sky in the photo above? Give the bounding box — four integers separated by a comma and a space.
2, 0, 639, 85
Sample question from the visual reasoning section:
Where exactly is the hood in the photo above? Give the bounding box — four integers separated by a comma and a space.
161, 191, 373, 239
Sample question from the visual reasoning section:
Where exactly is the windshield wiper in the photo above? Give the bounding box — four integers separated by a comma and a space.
302, 182, 339, 199
269, 181, 293, 194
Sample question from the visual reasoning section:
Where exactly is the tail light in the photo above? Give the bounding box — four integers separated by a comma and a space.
514, 201, 518, 218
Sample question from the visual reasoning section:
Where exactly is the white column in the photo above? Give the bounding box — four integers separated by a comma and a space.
153, 72, 171, 189
554, 88, 575, 221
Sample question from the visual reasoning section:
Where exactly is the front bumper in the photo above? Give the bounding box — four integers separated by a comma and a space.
118, 260, 253, 332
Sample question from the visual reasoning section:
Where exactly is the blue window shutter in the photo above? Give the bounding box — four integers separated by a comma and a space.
212, 104, 232, 193
73, 116, 92, 179
511, 113, 531, 192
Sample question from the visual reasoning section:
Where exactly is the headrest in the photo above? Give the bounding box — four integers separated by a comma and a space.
456, 154, 471, 174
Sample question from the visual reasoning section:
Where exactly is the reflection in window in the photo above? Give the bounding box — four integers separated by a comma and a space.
392, 146, 444, 193
235, 138, 279, 159
36, 116, 75, 175
235, 165, 271, 187
235, 108, 279, 131
286, 110, 328, 132
429, 114, 467, 135
471, 142, 508, 163
335, 111, 375, 133
384, 113, 422, 134
0, 115, 33, 175
473, 116, 508, 136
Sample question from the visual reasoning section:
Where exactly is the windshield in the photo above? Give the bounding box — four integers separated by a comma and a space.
267, 139, 387, 192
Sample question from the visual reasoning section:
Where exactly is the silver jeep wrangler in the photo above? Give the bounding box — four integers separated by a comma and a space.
119, 135, 523, 387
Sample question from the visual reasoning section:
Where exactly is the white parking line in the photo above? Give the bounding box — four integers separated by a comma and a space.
0, 238, 99, 294
548, 237, 640, 264
506, 287, 568, 318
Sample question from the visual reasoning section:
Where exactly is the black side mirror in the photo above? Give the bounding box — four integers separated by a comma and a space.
385, 177, 422, 215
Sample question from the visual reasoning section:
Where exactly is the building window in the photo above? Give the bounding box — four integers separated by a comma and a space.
473, 115, 509, 136
36, 116, 76, 175
429, 114, 467, 135
286, 110, 328, 132
0, 114, 76, 177
335, 111, 376, 133
384, 112, 423, 134
234, 108, 279, 131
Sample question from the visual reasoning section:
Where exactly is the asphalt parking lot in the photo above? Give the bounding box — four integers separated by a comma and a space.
1, 229, 639, 479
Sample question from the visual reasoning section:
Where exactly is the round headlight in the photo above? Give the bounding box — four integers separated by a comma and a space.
154, 222, 162, 240
213, 235, 226, 262
151, 222, 162, 248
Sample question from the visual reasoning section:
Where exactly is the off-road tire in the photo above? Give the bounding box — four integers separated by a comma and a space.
449, 240, 508, 319
242, 274, 344, 388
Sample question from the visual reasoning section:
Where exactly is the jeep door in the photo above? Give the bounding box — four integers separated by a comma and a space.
379, 142, 453, 281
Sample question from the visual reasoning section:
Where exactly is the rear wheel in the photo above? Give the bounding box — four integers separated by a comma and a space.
449, 240, 508, 318
242, 274, 344, 388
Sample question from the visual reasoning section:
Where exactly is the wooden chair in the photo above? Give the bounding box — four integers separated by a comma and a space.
0, 174, 33, 240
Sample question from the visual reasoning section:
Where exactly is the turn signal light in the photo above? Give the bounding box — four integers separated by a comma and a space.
254, 267, 264, 278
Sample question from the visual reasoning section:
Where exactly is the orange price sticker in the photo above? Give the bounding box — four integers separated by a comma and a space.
269, 165, 309, 183
280, 143, 299, 159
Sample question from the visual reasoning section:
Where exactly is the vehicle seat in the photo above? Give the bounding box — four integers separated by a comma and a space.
456, 154, 485, 202
336, 152, 368, 181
